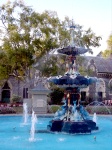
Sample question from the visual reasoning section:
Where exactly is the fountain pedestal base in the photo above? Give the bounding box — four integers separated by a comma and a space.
47, 119, 98, 134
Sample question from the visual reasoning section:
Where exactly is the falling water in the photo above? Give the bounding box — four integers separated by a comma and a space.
74, 110, 80, 121
23, 103, 28, 124
93, 113, 97, 123
29, 111, 37, 142
87, 101, 111, 114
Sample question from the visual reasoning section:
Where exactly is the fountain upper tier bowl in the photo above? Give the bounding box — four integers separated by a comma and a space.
57, 45, 89, 56
49, 45, 90, 56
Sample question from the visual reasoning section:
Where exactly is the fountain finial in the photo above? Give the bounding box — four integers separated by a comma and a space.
70, 19, 76, 47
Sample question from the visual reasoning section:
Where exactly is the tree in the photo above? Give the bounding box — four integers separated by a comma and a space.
107, 34, 112, 50
38, 56, 58, 77
0, 0, 101, 82
82, 28, 101, 54
102, 34, 112, 58
0, 0, 62, 82
35, 53, 66, 77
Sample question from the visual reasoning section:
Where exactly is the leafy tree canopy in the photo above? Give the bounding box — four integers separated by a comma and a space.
102, 34, 112, 58
0, 0, 101, 82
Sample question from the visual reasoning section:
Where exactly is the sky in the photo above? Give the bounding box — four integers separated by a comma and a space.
0, 0, 112, 56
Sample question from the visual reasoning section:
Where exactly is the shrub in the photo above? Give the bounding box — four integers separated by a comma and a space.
11, 94, 21, 103
49, 105, 61, 113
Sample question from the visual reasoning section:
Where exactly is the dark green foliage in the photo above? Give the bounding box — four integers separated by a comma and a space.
49, 87, 64, 104
50, 105, 61, 113
11, 94, 21, 103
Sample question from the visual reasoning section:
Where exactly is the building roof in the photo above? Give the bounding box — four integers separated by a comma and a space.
85, 56, 112, 73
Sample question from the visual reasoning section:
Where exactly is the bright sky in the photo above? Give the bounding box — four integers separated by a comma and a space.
0, 0, 112, 56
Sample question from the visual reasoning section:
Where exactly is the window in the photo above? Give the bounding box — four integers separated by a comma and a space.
90, 65, 95, 71
23, 88, 28, 98
2, 82, 10, 103
97, 92, 102, 101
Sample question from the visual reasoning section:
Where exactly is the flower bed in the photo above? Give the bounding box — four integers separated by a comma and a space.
0, 106, 16, 114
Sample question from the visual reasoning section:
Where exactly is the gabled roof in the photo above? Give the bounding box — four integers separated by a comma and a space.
85, 56, 112, 73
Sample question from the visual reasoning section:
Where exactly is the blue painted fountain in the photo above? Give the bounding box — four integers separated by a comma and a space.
47, 24, 99, 134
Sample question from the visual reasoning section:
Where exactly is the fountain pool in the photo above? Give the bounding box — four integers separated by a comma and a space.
0, 115, 112, 150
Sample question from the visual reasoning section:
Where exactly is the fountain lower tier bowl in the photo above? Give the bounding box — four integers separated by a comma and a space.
47, 120, 98, 134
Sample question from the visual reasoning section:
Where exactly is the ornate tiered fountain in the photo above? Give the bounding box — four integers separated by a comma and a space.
47, 24, 99, 134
